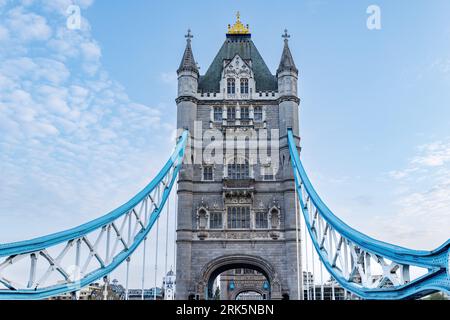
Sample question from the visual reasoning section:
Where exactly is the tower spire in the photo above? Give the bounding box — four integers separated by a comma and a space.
277, 29, 298, 75
178, 28, 199, 75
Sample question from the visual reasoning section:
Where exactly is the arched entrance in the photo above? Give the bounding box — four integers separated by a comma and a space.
198, 254, 281, 300
234, 289, 265, 300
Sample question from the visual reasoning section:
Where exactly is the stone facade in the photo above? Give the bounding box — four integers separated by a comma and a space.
175, 18, 301, 300
220, 269, 270, 300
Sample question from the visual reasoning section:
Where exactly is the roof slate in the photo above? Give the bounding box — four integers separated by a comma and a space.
178, 40, 199, 74
198, 35, 277, 92
277, 40, 298, 75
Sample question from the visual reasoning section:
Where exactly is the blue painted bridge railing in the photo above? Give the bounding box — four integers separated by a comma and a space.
0, 131, 188, 300
288, 129, 450, 299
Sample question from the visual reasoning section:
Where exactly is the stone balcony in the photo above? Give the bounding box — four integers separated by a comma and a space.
223, 178, 255, 199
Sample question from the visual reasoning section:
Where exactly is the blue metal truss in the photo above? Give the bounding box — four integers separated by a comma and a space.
288, 129, 450, 299
0, 131, 188, 300
0, 129, 448, 300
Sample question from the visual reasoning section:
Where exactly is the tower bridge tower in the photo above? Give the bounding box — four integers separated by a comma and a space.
176, 14, 301, 300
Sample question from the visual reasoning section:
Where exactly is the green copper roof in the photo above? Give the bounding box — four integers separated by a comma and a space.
198, 35, 277, 92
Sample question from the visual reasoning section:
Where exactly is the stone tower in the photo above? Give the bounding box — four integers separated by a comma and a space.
176, 14, 301, 300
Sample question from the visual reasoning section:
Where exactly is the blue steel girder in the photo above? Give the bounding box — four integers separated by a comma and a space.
0, 131, 189, 300
287, 129, 450, 300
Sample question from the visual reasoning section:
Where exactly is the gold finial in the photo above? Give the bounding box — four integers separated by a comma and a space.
227, 11, 250, 35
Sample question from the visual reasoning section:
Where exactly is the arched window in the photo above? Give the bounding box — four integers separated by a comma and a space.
240, 78, 249, 94
227, 78, 236, 94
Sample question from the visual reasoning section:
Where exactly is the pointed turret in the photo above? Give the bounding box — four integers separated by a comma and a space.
277, 29, 299, 137
177, 29, 199, 75
277, 29, 298, 75
177, 29, 199, 100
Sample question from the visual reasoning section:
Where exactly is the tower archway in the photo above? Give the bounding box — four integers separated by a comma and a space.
198, 254, 280, 300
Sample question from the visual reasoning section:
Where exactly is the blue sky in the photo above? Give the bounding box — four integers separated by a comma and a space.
0, 0, 450, 286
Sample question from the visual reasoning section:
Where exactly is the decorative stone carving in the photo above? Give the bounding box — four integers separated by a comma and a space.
271, 275, 283, 300
223, 56, 252, 79
223, 192, 253, 204
197, 208, 208, 229
198, 231, 208, 241
269, 231, 280, 240
268, 205, 281, 230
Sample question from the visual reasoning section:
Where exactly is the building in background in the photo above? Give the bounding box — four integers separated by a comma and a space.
127, 288, 163, 300
219, 268, 270, 300
163, 269, 176, 300
50, 279, 125, 300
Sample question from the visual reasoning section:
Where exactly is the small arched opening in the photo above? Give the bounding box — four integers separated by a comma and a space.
235, 289, 265, 300
199, 255, 278, 300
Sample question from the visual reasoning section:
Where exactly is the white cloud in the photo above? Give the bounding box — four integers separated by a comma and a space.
0, 24, 9, 40
6, 6, 52, 41
0, 1, 174, 246
431, 58, 450, 75
80, 41, 101, 61
161, 71, 178, 86
412, 141, 450, 167
376, 140, 450, 249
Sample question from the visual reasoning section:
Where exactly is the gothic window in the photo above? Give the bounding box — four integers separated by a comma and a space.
240, 107, 249, 120
203, 166, 213, 181
240, 78, 249, 94
209, 212, 222, 229
227, 159, 249, 180
227, 78, 236, 94
255, 212, 268, 229
227, 206, 250, 229
254, 106, 263, 122
227, 107, 236, 121
213, 107, 222, 122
